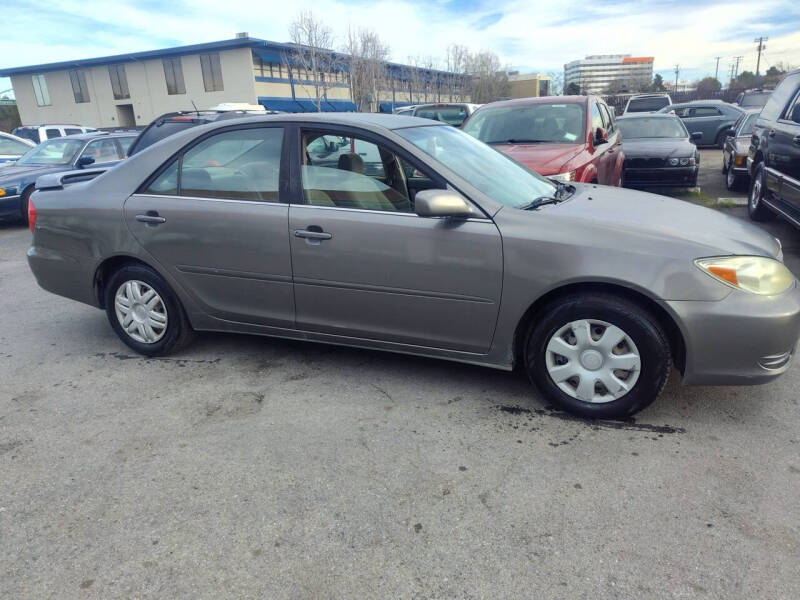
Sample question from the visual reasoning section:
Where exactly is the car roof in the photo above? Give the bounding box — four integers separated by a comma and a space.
474, 96, 589, 109
616, 113, 678, 120
189, 112, 441, 131
57, 131, 138, 141
628, 93, 670, 99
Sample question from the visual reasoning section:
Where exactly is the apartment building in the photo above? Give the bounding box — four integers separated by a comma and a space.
564, 55, 654, 94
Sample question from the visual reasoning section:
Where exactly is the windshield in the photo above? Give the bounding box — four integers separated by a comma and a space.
414, 105, 469, 126
626, 96, 670, 112
738, 113, 758, 135
397, 125, 557, 209
740, 93, 770, 108
617, 117, 687, 139
16, 138, 84, 165
462, 102, 586, 144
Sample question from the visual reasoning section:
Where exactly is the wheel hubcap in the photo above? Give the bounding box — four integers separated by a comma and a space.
727, 164, 735, 187
751, 175, 761, 209
545, 319, 641, 404
114, 280, 168, 344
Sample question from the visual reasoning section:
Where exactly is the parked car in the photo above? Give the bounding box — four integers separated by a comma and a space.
409, 103, 481, 126
11, 124, 97, 144
623, 94, 672, 114
0, 132, 35, 165
616, 113, 700, 188
722, 109, 760, 190
393, 105, 419, 115
734, 90, 772, 109
26, 113, 799, 419
0, 131, 136, 224
747, 69, 800, 226
126, 108, 279, 156
461, 96, 623, 185
658, 100, 743, 147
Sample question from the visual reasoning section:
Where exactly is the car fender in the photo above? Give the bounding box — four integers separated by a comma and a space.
578, 162, 598, 183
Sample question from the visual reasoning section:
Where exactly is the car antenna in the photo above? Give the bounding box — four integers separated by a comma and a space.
190, 99, 199, 115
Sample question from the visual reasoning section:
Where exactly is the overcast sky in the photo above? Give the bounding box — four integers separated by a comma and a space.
2, 0, 799, 95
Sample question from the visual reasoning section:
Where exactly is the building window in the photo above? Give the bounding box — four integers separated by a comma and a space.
31, 74, 50, 106
69, 69, 90, 103
108, 64, 130, 100
163, 57, 186, 95
199, 53, 224, 92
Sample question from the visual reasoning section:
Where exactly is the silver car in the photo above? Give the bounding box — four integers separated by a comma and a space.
27, 114, 800, 419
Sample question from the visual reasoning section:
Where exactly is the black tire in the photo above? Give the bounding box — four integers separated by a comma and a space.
104, 263, 194, 356
725, 157, 741, 191
524, 293, 671, 419
721, 153, 728, 174
20, 186, 34, 226
715, 131, 726, 149
748, 162, 773, 221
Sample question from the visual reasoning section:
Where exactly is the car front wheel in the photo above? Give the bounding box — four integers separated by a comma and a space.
104, 263, 193, 356
748, 162, 773, 221
524, 293, 671, 419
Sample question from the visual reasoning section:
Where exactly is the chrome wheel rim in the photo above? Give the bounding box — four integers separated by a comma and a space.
726, 161, 735, 188
114, 280, 168, 344
750, 172, 762, 209
545, 319, 641, 404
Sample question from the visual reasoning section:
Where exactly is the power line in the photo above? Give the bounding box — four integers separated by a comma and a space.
754, 36, 768, 76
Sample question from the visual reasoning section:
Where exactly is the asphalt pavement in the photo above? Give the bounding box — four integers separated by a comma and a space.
1, 150, 799, 599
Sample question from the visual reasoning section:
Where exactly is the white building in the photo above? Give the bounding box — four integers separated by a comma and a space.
564, 55, 654, 95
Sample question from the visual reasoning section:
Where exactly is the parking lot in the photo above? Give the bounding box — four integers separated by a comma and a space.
1, 149, 799, 598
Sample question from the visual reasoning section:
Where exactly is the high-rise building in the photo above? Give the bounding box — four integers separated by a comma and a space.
564, 55, 654, 94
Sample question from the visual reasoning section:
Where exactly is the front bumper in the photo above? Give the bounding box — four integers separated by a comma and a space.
668, 284, 800, 385
0, 194, 22, 218
624, 166, 698, 188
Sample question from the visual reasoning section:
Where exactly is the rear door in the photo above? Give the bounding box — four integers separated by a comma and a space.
124, 124, 295, 328
683, 106, 721, 143
288, 125, 503, 353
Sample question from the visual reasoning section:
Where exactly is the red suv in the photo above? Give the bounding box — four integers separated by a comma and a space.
461, 96, 624, 186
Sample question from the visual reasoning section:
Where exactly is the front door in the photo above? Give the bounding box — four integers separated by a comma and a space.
289, 127, 503, 354
772, 89, 800, 212
124, 125, 295, 328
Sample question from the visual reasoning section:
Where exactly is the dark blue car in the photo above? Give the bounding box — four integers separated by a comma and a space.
0, 131, 136, 224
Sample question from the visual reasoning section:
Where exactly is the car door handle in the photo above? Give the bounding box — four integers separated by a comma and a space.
135, 212, 166, 224
294, 228, 332, 240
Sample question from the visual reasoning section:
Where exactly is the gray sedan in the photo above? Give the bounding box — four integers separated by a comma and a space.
26, 114, 800, 419
659, 100, 743, 148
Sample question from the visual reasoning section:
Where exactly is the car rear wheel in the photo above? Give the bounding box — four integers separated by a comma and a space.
715, 131, 726, 149
524, 293, 671, 419
19, 186, 34, 226
104, 263, 193, 356
725, 157, 741, 190
748, 162, 773, 221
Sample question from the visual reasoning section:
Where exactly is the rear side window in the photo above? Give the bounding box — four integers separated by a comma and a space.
145, 127, 284, 202
64, 128, 82, 136
12, 128, 40, 143
45, 128, 62, 139
692, 107, 721, 117
118, 136, 135, 157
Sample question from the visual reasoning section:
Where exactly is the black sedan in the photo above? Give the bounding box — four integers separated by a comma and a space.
722, 109, 759, 191
617, 114, 700, 189
0, 131, 136, 225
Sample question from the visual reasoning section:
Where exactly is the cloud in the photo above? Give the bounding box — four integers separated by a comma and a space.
1, 0, 798, 95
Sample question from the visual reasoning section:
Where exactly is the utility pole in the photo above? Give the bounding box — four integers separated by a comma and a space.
754, 36, 768, 76
714, 57, 722, 81
674, 64, 680, 91
733, 56, 743, 80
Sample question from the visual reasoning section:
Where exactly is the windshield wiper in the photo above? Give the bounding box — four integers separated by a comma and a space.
488, 138, 548, 145
520, 196, 561, 210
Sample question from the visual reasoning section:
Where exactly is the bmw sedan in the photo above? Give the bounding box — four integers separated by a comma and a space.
26, 114, 800, 419
617, 113, 700, 188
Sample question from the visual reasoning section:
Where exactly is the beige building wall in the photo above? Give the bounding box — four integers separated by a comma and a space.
508, 74, 551, 99
13, 47, 257, 128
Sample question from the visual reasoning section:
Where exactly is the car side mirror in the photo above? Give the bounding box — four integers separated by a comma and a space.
77, 156, 95, 167
690, 132, 702, 143
414, 189, 475, 218
594, 127, 608, 145
791, 104, 800, 125
725, 128, 735, 137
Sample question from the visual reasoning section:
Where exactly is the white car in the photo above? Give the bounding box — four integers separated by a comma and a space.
0, 132, 35, 165
11, 124, 97, 144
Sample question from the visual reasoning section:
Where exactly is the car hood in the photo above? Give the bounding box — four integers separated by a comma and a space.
492, 142, 583, 176
621, 138, 696, 158
0, 164, 66, 183
542, 184, 781, 258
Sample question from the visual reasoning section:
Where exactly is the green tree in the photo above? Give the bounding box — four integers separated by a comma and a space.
732, 71, 757, 90
695, 76, 721, 97
565, 82, 581, 95
650, 74, 665, 92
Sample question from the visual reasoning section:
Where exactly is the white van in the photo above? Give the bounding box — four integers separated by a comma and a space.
11, 124, 98, 144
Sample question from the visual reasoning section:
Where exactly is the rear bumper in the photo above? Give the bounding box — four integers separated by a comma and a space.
27, 245, 99, 307
624, 166, 698, 188
668, 284, 800, 385
0, 194, 21, 218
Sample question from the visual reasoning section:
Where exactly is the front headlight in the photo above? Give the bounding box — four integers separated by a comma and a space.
0, 182, 20, 196
550, 170, 576, 183
695, 256, 795, 295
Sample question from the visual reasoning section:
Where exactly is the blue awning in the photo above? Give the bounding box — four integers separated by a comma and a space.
326, 99, 357, 112
257, 97, 302, 112
294, 98, 321, 112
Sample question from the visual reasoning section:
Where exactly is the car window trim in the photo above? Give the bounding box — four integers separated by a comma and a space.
135, 122, 289, 204
778, 88, 800, 125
